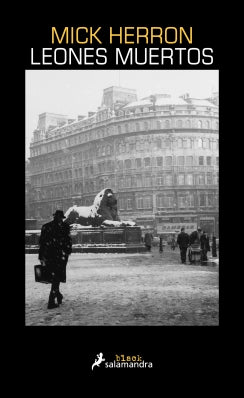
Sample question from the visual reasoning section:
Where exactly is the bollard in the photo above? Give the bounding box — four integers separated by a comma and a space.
212, 236, 217, 257
159, 236, 163, 252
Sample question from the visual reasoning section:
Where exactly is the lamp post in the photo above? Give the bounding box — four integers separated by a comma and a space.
62, 144, 75, 205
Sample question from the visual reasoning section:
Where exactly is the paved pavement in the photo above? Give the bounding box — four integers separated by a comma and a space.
25, 247, 219, 326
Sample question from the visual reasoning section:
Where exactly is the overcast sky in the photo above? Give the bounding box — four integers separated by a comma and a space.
25, 69, 218, 159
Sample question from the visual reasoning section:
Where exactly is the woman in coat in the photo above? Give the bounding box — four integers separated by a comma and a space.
39, 210, 72, 309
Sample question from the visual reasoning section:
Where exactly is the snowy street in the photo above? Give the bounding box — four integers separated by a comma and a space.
25, 247, 219, 326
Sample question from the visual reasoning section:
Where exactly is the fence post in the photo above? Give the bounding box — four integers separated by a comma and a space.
159, 235, 163, 252
212, 236, 217, 257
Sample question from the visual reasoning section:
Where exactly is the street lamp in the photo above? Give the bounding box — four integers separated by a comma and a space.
62, 146, 75, 205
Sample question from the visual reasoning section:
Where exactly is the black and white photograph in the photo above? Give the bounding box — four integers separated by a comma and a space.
25, 69, 219, 326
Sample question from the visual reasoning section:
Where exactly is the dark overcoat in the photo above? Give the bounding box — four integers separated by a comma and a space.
177, 232, 190, 248
189, 230, 201, 245
200, 235, 210, 252
38, 220, 72, 283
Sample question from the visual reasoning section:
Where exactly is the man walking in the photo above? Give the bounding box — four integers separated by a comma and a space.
39, 210, 72, 309
177, 227, 190, 264
200, 231, 210, 262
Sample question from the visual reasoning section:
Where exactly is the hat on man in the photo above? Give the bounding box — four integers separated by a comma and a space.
53, 210, 66, 219
197, 227, 202, 231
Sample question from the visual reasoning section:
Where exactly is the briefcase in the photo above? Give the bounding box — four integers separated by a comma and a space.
34, 264, 54, 284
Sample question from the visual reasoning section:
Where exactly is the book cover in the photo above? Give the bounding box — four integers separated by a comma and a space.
23, 16, 221, 375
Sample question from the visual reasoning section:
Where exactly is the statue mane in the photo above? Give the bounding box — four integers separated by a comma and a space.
64, 188, 120, 227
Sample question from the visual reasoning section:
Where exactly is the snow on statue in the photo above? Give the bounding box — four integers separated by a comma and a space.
64, 188, 136, 228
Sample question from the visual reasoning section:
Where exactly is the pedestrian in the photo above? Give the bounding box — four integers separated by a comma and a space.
144, 231, 153, 251
200, 231, 210, 262
38, 210, 72, 309
176, 227, 190, 264
188, 227, 202, 263
189, 227, 202, 245
171, 236, 176, 250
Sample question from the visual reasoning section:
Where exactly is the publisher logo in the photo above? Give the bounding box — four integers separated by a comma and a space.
91, 353, 153, 370
91, 352, 105, 371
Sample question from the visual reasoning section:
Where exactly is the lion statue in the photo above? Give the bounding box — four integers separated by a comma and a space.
64, 188, 120, 227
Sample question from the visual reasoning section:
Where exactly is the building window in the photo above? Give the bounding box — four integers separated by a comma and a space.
178, 174, 185, 185
165, 156, 172, 166
157, 120, 162, 129
165, 120, 170, 128
178, 196, 186, 208
156, 156, 163, 167
198, 138, 203, 148
186, 174, 193, 185
185, 194, 194, 207
177, 119, 183, 128
136, 197, 143, 209
135, 158, 141, 168
178, 138, 183, 148
144, 121, 149, 131
216, 156, 219, 166
199, 156, 204, 165
207, 173, 213, 184
144, 157, 151, 167
199, 194, 206, 207
177, 156, 184, 166
124, 176, 131, 188
206, 156, 212, 166
186, 119, 191, 128
197, 174, 205, 185
136, 175, 143, 187
127, 198, 133, 210
117, 160, 123, 170
157, 196, 174, 208
144, 196, 152, 208
207, 193, 214, 207
156, 138, 162, 148
119, 198, 125, 210
125, 159, 132, 169
183, 138, 191, 148
165, 174, 173, 185
198, 120, 202, 128
144, 176, 151, 187
156, 177, 164, 186
186, 156, 193, 166
165, 138, 171, 148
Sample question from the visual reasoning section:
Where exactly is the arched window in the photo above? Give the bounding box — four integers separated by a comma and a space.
186, 119, 191, 128
144, 121, 148, 131
198, 120, 202, 128
198, 138, 203, 148
165, 119, 170, 128
125, 159, 132, 169
177, 119, 183, 128
157, 120, 162, 130
156, 138, 161, 149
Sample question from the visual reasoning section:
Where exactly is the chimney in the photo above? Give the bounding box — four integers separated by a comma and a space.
88, 111, 96, 118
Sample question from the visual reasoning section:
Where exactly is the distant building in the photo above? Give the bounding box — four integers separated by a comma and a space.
28, 86, 219, 236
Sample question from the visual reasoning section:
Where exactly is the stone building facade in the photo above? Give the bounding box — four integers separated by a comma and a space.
28, 86, 219, 236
